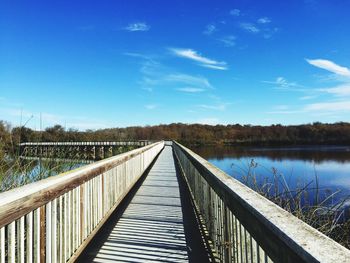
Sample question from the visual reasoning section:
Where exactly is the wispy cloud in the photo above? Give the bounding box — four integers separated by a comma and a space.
203, 24, 216, 35
230, 9, 241, 16
267, 104, 302, 114
262, 77, 303, 90
127, 52, 215, 92
319, 84, 350, 97
240, 23, 260, 33
124, 22, 150, 32
197, 103, 230, 111
306, 59, 350, 99
166, 74, 213, 89
124, 52, 153, 60
201, 64, 228, 70
306, 59, 350, 77
269, 99, 350, 115
257, 17, 271, 24
170, 48, 228, 70
176, 87, 205, 93
269, 60, 350, 117
145, 104, 157, 110
304, 101, 350, 112
299, 95, 318, 100
237, 15, 277, 39
218, 35, 236, 47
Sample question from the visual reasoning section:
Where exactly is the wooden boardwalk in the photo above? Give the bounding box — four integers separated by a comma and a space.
78, 145, 209, 262
2, 141, 350, 262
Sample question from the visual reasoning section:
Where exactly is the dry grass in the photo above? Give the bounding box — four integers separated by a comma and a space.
232, 159, 350, 248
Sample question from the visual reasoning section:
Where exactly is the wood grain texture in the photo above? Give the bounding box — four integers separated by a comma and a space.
0, 142, 163, 229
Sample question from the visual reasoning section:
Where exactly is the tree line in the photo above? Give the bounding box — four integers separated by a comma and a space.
1, 121, 350, 151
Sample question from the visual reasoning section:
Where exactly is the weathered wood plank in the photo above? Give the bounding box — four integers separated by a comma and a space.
0, 142, 163, 229
26, 212, 33, 263
45, 202, 52, 263
18, 216, 25, 263
173, 141, 350, 263
0, 142, 165, 263
8, 222, 15, 263
79, 146, 190, 262
0, 227, 5, 263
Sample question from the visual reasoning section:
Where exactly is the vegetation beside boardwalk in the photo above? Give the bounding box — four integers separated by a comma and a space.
1, 119, 350, 248
234, 159, 350, 249
0, 156, 82, 193
1, 120, 350, 148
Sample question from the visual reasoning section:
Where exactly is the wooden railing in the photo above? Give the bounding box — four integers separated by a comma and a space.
0, 141, 164, 263
19, 141, 152, 146
173, 141, 350, 263
19, 141, 153, 160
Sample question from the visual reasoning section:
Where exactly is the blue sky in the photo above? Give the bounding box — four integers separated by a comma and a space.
1, 0, 350, 130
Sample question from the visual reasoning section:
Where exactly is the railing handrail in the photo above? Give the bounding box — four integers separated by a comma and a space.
0, 141, 163, 229
173, 141, 350, 263
19, 141, 152, 146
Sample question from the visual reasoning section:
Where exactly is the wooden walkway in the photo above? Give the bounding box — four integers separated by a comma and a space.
78, 145, 209, 262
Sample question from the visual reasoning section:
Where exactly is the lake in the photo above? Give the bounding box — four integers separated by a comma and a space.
0, 157, 89, 193
190, 145, 350, 208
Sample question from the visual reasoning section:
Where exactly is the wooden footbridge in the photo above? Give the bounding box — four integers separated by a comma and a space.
19, 141, 152, 160
1, 141, 350, 262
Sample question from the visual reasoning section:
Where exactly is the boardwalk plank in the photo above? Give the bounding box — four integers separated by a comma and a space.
82, 146, 191, 262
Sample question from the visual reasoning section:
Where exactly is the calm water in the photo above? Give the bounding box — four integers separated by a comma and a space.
191, 145, 350, 206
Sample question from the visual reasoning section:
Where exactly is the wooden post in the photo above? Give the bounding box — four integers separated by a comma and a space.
40, 206, 46, 263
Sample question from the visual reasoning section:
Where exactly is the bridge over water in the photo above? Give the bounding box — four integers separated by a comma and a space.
1, 141, 349, 262
19, 141, 152, 160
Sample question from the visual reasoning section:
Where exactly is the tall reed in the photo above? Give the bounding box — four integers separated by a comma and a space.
232, 159, 350, 248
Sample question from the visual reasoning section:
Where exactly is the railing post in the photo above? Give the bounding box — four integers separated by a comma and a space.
40, 206, 46, 263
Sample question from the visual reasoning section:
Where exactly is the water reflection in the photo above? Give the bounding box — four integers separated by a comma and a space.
192, 145, 350, 163
191, 145, 350, 207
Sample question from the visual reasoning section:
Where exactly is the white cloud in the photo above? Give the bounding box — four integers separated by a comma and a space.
127, 52, 215, 93
218, 35, 236, 47
200, 64, 227, 70
198, 103, 229, 111
145, 104, 157, 110
263, 77, 302, 90
257, 17, 271, 24
319, 84, 350, 97
230, 9, 241, 16
203, 24, 216, 35
176, 87, 205, 93
304, 101, 350, 112
306, 59, 350, 76
240, 23, 260, 33
124, 22, 150, 32
170, 48, 228, 70
275, 77, 290, 87
166, 74, 212, 89
268, 60, 350, 117
299, 95, 318, 100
